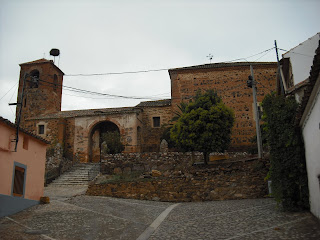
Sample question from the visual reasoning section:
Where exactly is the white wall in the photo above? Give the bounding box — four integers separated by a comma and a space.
283, 33, 320, 85
302, 87, 320, 219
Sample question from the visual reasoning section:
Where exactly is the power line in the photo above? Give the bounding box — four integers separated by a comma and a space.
35, 75, 259, 102
226, 47, 275, 63
34, 78, 167, 100
255, 80, 274, 93
253, 48, 273, 62
63, 91, 170, 100
0, 82, 18, 101
18, 46, 280, 102
63, 47, 277, 77
278, 48, 315, 57
65, 68, 169, 77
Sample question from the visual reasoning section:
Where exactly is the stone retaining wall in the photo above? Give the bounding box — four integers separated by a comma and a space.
100, 152, 203, 174
88, 158, 269, 202
100, 152, 253, 175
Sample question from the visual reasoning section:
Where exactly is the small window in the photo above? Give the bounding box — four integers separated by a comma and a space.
153, 117, 160, 128
13, 166, 25, 197
38, 125, 45, 135
23, 136, 29, 150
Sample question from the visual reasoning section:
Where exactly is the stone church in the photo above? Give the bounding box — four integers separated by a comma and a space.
16, 59, 277, 163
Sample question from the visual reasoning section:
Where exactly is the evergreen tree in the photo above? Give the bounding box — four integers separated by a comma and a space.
170, 89, 234, 164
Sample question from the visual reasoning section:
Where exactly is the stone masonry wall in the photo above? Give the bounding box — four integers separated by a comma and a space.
17, 62, 63, 128
100, 152, 203, 174
24, 118, 59, 144
140, 105, 173, 152
64, 118, 75, 161
170, 64, 277, 151
89, 157, 269, 202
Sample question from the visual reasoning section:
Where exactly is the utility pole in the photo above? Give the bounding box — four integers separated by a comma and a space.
248, 65, 263, 159
9, 73, 28, 152
274, 40, 284, 95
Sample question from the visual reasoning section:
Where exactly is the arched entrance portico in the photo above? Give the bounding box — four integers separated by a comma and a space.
88, 121, 120, 162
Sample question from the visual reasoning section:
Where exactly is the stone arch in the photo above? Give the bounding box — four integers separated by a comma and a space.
29, 69, 40, 88
88, 120, 121, 162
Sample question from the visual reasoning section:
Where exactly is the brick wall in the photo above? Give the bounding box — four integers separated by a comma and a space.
17, 61, 63, 128
169, 63, 277, 151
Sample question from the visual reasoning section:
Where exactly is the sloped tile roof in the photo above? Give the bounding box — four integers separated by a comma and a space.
19, 58, 65, 75
282, 32, 320, 56
169, 62, 277, 72
296, 40, 320, 125
0, 116, 50, 144
20, 58, 52, 65
30, 107, 142, 120
135, 99, 171, 107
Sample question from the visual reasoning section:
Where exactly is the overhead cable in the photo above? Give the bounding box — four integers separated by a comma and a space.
64, 47, 277, 77
34, 78, 165, 100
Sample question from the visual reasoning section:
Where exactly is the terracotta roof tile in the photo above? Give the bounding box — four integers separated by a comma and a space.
135, 99, 171, 107
20, 58, 52, 65
296, 40, 320, 125
30, 107, 142, 120
169, 62, 277, 72
19, 58, 64, 75
0, 116, 50, 144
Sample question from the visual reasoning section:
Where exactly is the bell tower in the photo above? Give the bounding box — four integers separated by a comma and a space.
15, 59, 64, 130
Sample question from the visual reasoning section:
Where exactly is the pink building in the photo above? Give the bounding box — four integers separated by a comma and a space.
0, 116, 49, 217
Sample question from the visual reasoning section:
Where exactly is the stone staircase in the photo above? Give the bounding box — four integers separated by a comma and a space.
49, 163, 100, 186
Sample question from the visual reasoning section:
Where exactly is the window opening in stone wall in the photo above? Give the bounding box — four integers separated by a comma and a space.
153, 117, 160, 128
13, 166, 25, 197
24, 98, 27, 107
38, 125, 44, 135
53, 74, 58, 92
29, 70, 40, 88
23, 136, 29, 150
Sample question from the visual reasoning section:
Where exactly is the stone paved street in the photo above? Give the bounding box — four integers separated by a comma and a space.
0, 186, 319, 240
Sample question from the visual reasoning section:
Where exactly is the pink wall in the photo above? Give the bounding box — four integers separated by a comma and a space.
0, 122, 47, 201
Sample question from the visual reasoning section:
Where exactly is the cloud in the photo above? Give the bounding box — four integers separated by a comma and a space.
1, 0, 320, 123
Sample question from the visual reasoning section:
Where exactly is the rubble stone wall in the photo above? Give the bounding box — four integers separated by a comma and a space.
139, 105, 173, 152
100, 152, 203, 174
170, 64, 277, 151
89, 157, 269, 202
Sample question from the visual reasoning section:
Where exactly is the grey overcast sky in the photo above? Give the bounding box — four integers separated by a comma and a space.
0, 0, 319, 122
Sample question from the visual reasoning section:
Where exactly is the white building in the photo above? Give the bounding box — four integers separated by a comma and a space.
281, 32, 320, 103
299, 43, 320, 219
282, 33, 320, 219
280, 33, 320, 218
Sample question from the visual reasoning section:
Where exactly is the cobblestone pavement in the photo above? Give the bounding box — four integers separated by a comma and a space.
0, 186, 319, 240
149, 198, 320, 240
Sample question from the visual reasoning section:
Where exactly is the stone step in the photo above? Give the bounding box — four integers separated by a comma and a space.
56, 177, 89, 182
50, 183, 88, 186
49, 163, 100, 186
53, 180, 89, 184
55, 177, 89, 182
54, 178, 89, 182
58, 174, 90, 177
